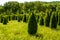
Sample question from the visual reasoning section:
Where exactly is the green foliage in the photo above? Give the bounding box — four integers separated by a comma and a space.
58, 12, 60, 25
4, 1, 20, 14
0, 1, 60, 15
23, 15, 27, 22
3, 16, 8, 25
36, 14, 40, 23
23, 14, 30, 23
17, 15, 21, 22
17, 14, 23, 22
26, 14, 30, 22
28, 13, 37, 35
24, 2, 34, 13
39, 16, 44, 25
15, 15, 18, 20
39, 11, 45, 25
50, 12, 58, 29
0, 16, 4, 23
8, 15, 11, 21
12, 15, 17, 20
44, 12, 50, 27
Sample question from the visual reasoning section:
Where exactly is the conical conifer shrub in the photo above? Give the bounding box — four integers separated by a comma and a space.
28, 13, 37, 35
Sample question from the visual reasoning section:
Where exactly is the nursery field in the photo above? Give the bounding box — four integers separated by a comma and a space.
0, 20, 60, 40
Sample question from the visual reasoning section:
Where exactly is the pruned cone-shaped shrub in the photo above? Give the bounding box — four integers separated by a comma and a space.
28, 13, 37, 35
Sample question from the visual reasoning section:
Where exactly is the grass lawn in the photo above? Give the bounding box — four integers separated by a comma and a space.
0, 20, 60, 40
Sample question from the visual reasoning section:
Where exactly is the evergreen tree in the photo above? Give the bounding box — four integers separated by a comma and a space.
28, 13, 37, 35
